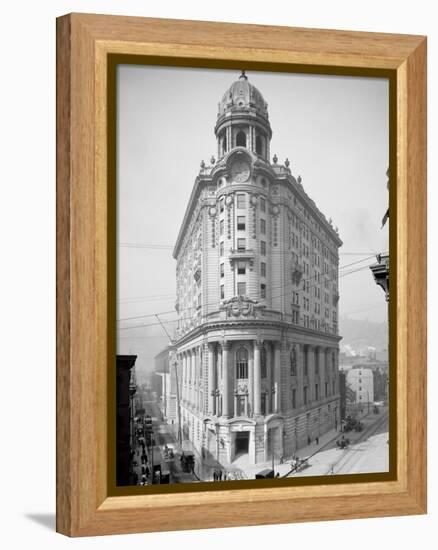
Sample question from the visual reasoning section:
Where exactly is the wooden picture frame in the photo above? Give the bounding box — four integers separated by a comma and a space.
56, 13, 427, 536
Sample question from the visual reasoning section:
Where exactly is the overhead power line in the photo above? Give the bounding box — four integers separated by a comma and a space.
116, 255, 376, 323
117, 263, 373, 332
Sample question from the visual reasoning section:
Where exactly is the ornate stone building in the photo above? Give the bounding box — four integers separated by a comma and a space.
172, 72, 342, 467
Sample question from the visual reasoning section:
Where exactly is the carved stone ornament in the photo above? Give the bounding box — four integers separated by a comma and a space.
225, 195, 233, 207
220, 295, 263, 317
209, 206, 217, 217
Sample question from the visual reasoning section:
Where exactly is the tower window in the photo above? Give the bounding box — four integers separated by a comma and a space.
220, 284, 225, 299
260, 284, 266, 299
236, 347, 248, 379
260, 197, 266, 212
220, 241, 224, 256
222, 134, 227, 153
237, 193, 246, 209
261, 347, 267, 378
220, 263, 224, 277
256, 135, 263, 155
261, 262, 266, 277
237, 282, 246, 296
236, 130, 246, 147
220, 197, 224, 213
220, 219, 224, 236
260, 241, 266, 255
237, 216, 246, 230
237, 261, 246, 275
260, 219, 266, 234
237, 238, 246, 251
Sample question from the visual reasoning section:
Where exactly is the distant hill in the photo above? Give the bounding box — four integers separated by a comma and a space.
339, 316, 388, 354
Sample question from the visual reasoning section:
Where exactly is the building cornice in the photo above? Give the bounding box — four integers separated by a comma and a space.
174, 318, 342, 348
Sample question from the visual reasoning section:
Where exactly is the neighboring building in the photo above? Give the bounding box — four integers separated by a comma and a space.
346, 367, 374, 406
353, 360, 388, 402
116, 354, 137, 486
172, 72, 342, 466
154, 346, 178, 422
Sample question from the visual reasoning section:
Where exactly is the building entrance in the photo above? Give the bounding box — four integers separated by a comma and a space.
234, 431, 250, 457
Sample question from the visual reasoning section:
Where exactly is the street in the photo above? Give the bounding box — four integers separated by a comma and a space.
287, 407, 389, 477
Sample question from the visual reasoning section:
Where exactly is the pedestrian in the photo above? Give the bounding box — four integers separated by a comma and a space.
223, 471, 227, 481
219, 470, 222, 481
315, 436, 319, 445
213, 470, 217, 481
276, 472, 280, 478
307, 435, 311, 445
280, 455, 284, 464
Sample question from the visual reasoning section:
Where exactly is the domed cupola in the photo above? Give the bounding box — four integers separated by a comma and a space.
215, 71, 272, 162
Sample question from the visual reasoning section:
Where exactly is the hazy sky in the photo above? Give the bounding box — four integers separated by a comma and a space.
116, 65, 389, 374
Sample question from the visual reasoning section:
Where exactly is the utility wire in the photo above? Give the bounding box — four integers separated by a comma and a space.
116, 255, 376, 323
117, 263, 373, 332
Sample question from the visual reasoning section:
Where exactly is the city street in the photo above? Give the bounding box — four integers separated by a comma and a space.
287, 407, 389, 477
135, 389, 389, 484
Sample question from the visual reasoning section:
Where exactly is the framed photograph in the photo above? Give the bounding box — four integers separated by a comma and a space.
56, 13, 427, 536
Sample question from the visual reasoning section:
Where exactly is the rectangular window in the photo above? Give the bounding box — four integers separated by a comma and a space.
220, 263, 224, 277
261, 393, 267, 415
237, 238, 246, 251
325, 381, 328, 396
220, 241, 224, 256
260, 283, 266, 299
237, 261, 246, 275
260, 241, 266, 255
303, 347, 308, 376
237, 193, 246, 209
315, 383, 319, 400
292, 388, 296, 409
304, 386, 308, 405
237, 282, 246, 296
260, 197, 266, 212
219, 219, 224, 236
260, 218, 266, 234
237, 216, 246, 230
220, 284, 224, 299
261, 262, 266, 277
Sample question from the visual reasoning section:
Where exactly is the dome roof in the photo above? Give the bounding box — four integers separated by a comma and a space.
218, 71, 269, 119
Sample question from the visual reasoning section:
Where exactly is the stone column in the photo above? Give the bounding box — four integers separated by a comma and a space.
208, 343, 215, 415
273, 342, 281, 412
182, 353, 187, 403
222, 341, 230, 418
254, 341, 261, 416
266, 342, 272, 413
191, 350, 195, 407
248, 345, 254, 417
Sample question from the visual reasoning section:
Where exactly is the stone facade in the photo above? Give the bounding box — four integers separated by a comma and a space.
171, 72, 342, 466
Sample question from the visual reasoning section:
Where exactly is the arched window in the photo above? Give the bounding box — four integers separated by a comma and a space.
256, 135, 263, 155
222, 134, 227, 153
290, 346, 297, 376
260, 347, 267, 378
236, 347, 248, 379
236, 130, 246, 147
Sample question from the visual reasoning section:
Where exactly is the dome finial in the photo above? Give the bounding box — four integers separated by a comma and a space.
239, 70, 247, 80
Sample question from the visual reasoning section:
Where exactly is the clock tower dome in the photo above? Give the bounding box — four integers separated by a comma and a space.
215, 71, 272, 161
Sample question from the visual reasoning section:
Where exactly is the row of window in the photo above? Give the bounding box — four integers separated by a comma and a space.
220, 216, 267, 234
220, 261, 267, 277
219, 239, 267, 255
220, 282, 266, 299
219, 194, 267, 213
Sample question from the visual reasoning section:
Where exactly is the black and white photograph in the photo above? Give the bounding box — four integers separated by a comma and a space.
115, 65, 390, 487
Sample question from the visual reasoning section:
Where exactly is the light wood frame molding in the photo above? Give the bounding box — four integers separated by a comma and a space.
56, 13, 427, 537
